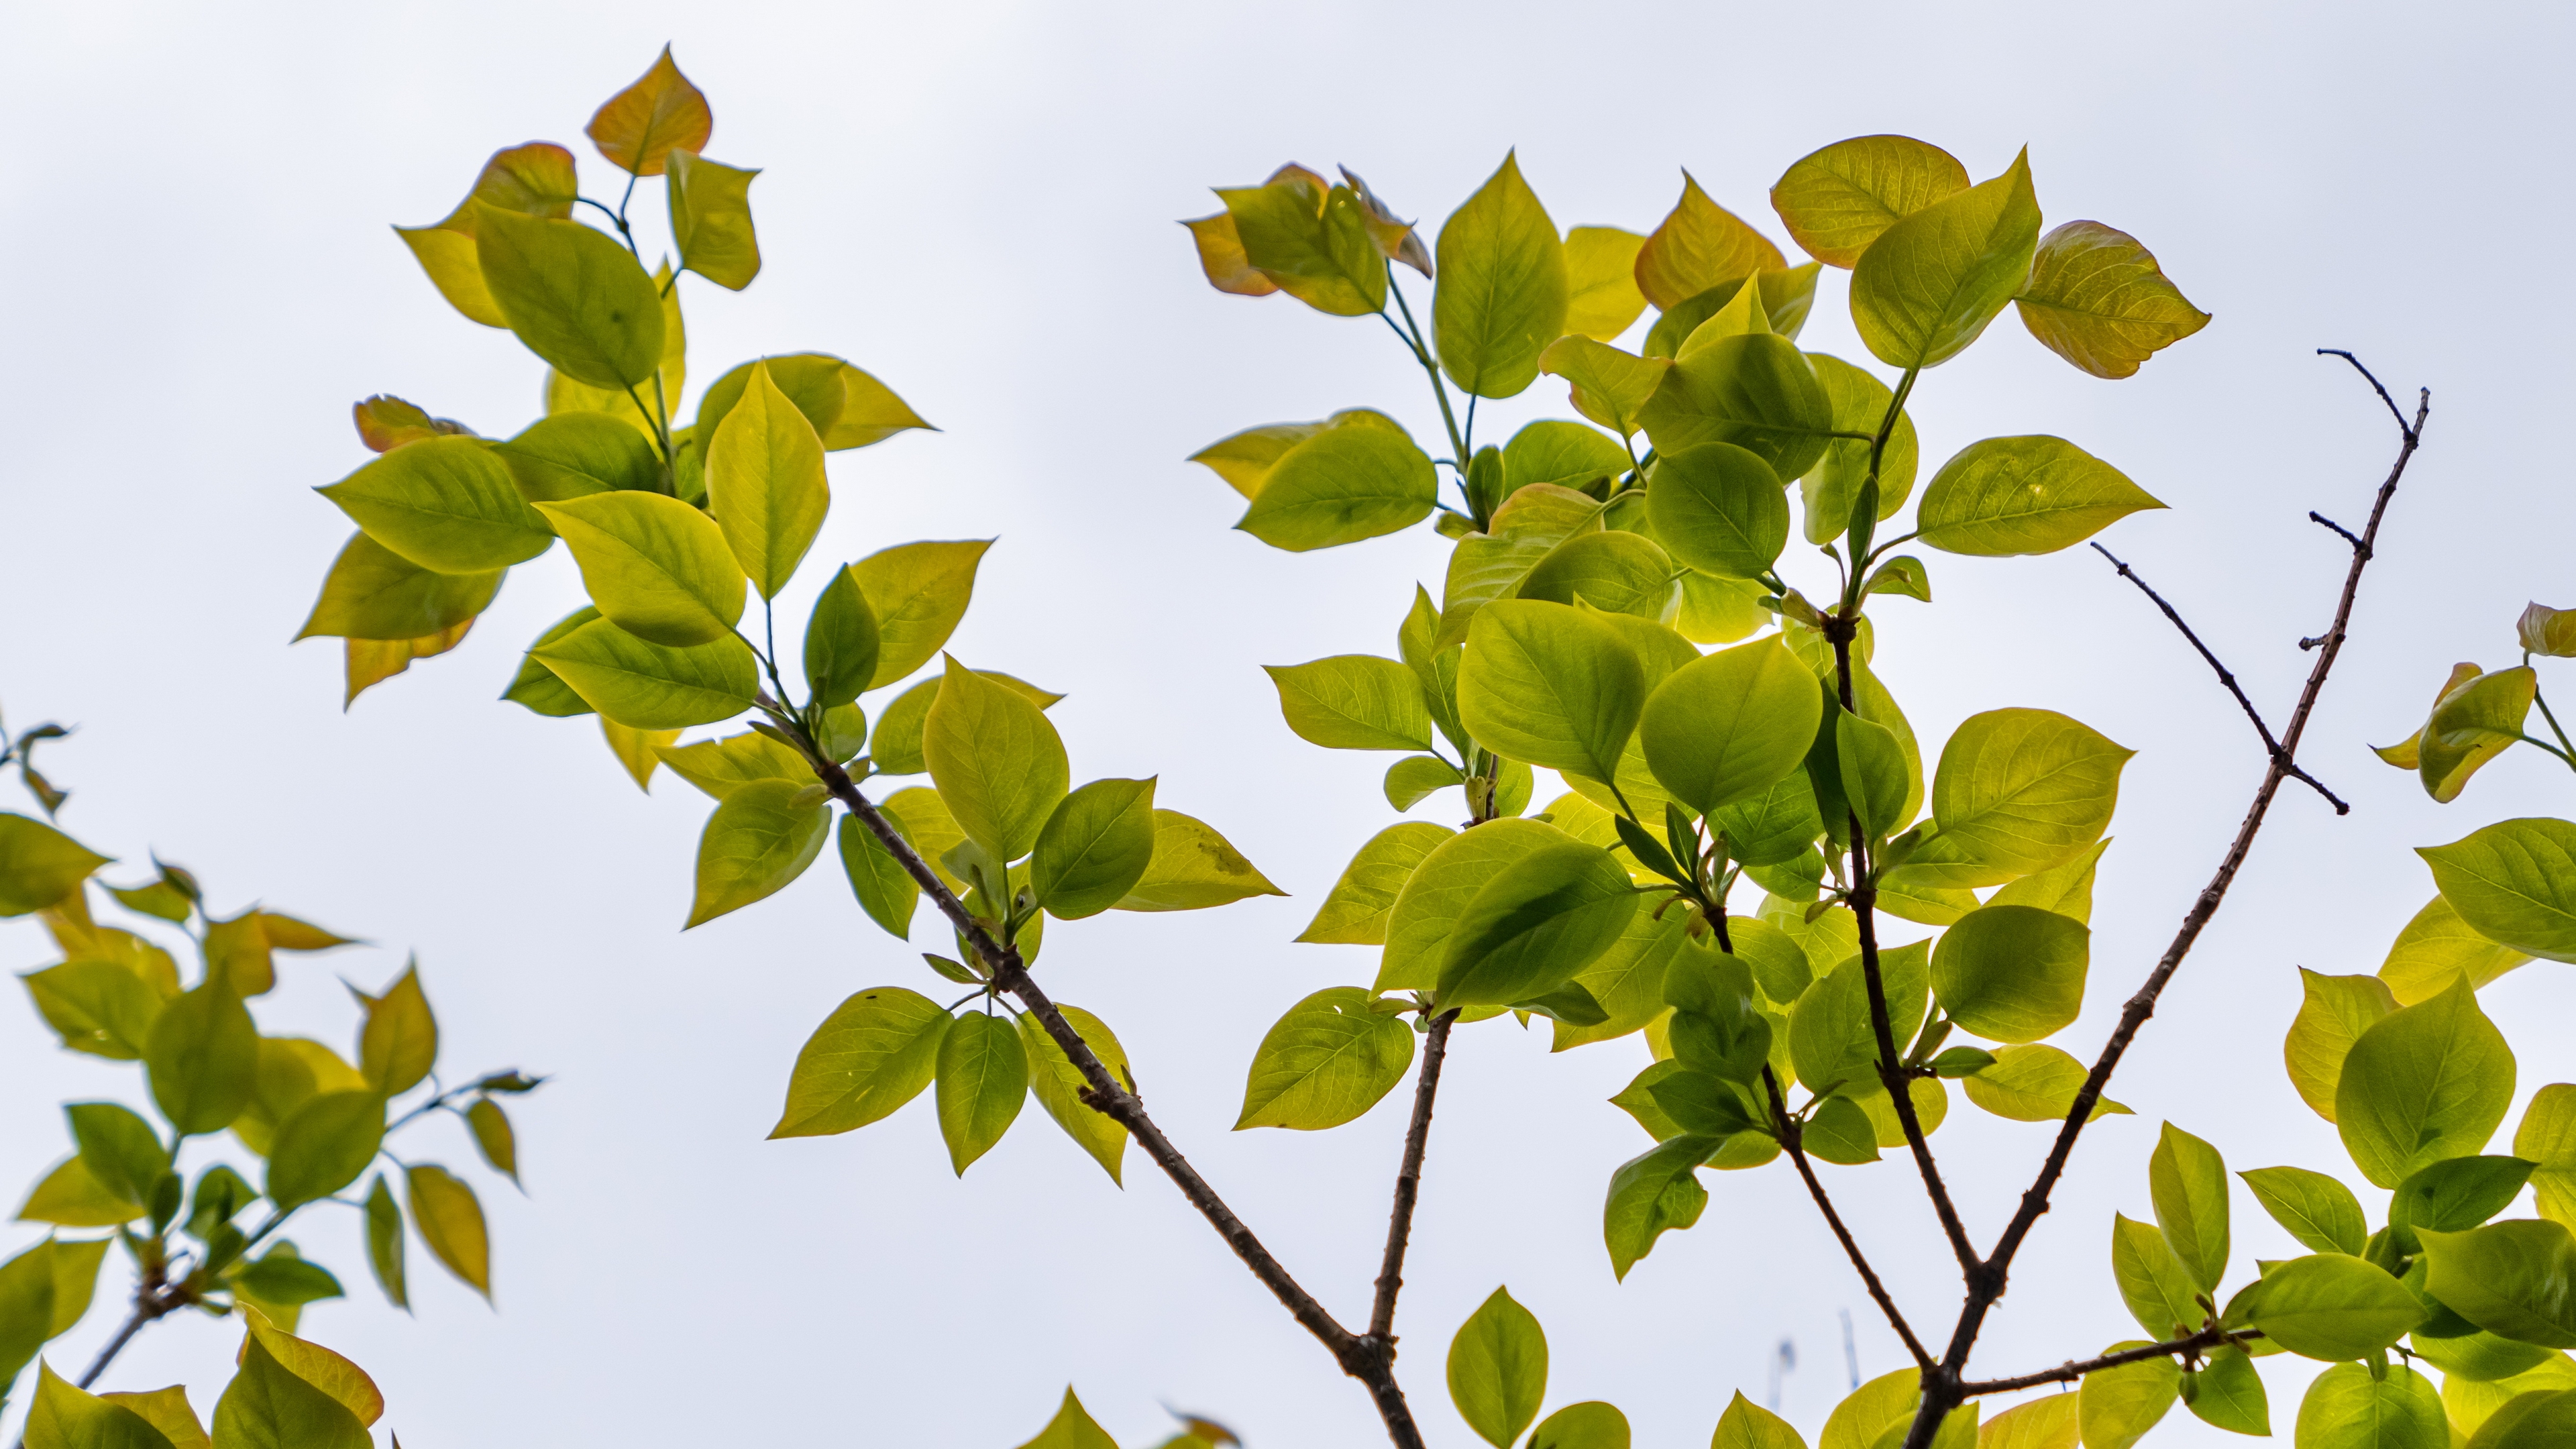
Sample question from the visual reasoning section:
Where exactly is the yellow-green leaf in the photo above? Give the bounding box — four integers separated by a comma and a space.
1800, 354, 1918, 545
1377, 818, 1566, 992
466, 1097, 517, 1185
2422, 818, 2576, 963
535, 490, 746, 647
1014, 1389, 1120, 1449
264, 1091, 384, 1211
1538, 337, 1670, 439
0, 816, 111, 918
1216, 167, 1385, 317
666, 148, 759, 289
1931, 904, 2090, 1044
686, 778, 831, 928
144, 981, 257, 1137
1962, 1043, 2129, 1122
390, 142, 579, 329
473, 205, 665, 390
1265, 655, 1432, 752
1032, 778, 1159, 920
1851, 151, 2041, 370
1236, 987, 1416, 1130
601, 718, 681, 790
1019, 1005, 1130, 1183
1236, 424, 1438, 552
529, 619, 757, 730
2381, 892, 2530, 1006
317, 436, 551, 576
2337, 975, 2514, 1188
2014, 221, 2209, 379
1448, 1285, 1550, 1449
2420, 666, 2536, 803
1915, 435, 2163, 557
585, 46, 712, 177
1634, 173, 1785, 312
2284, 968, 2398, 1124
357, 963, 437, 1096
1114, 810, 1284, 912
494, 411, 660, 502
1562, 226, 1649, 341
1637, 334, 1835, 480
934, 1010, 1027, 1175
16, 1157, 142, 1228
296, 532, 502, 642
1770, 135, 1970, 269
655, 731, 811, 800
25, 1362, 180, 1449
1897, 708, 2132, 888
922, 659, 1069, 863
1459, 600, 1646, 784
1434, 152, 1570, 400
1298, 822, 1454, 945
404, 1163, 490, 1299
853, 539, 991, 690
769, 986, 950, 1138
708, 362, 830, 599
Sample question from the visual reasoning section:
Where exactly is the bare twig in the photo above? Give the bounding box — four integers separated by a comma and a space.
2308, 512, 2367, 555
1764, 1068, 1935, 1373
1960, 1327, 2264, 1397
2089, 542, 2350, 814
802, 755, 1426, 1448
1894, 362, 2428, 1449
1368, 1010, 1457, 1346
2318, 349, 2418, 441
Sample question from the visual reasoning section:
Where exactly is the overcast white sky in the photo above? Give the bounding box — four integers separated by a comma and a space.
5, 2, 2575, 1445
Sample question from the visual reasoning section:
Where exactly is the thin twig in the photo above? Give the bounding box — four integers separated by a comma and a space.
799, 752, 1425, 1448
1960, 1327, 2263, 1397
1764, 1069, 1935, 1373
1894, 363, 2429, 1449
1368, 1010, 1457, 1345
2308, 512, 2367, 555
2089, 542, 2350, 814
2318, 349, 2417, 440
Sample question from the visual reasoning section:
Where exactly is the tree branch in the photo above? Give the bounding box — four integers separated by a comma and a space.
802, 755, 1426, 1448
2088, 542, 2349, 814
1895, 362, 2429, 1449
1764, 1068, 1935, 1373
1368, 1010, 1457, 1346
1960, 1327, 2263, 1397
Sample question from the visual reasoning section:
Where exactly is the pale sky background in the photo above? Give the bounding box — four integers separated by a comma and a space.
5, 3, 2574, 1446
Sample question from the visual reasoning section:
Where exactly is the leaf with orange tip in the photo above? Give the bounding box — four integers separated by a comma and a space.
391, 143, 579, 329
352, 396, 469, 453
1339, 165, 1432, 278
1181, 213, 1278, 297
1633, 173, 1785, 312
586, 46, 712, 177
344, 620, 474, 709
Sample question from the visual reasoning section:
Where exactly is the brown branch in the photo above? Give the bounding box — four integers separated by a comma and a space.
1826, 625, 1982, 1283
1960, 1327, 2263, 1397
2088, 543, 2349, 814
1764, 1068, 1935, 1373
1368, 1010, 1456, 1346
1894, 362, 2429, 1449
804, 755, 1426, 1448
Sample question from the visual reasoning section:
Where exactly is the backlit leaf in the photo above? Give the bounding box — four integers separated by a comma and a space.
1114, 810, 1283, 912
1896, 708, 2131, 888
2422, 818, 2576, 963
1800, 354, 1919, 545
474, 205, 665, 389
2421, 1219, 2576, 1348
685, 777, 831, 927
1562, 226, 1649, 341
1216, 167, 1385, 317
1436, 841, 1639, 1007
2013, 221, 2209, 379
1265, 655, 1432, 752
935, 1011, 1026, 1175
317, 436, 552, 576
536, 490, 745, 647
1434, 152, 1570, 400
923, 658, 1069, 863
2337, 975, 2514, 1188
708, 362, 829, 600
1299, 822, 1453, 945
1640, 637, 1819, 815
1915, 436, 2163, 557
1236, 986, 1415, 1130
1448, 1285, 1548, 1449
2079, 1348, 2178, 1449
2250, 1252, 2425, 1359
0, 816, 111, 918
586, 46, 712, 176
1539, 337, 1670, 439
144, 982, 257, 1137
1237, 424, 1438, 551
1646, 442, 1790, 581
2518, 1085, 2576, 1229
665, 149, 760, 290
769, 986, 950, 1138
2292, 1361, 2442, 1449
853, 540, 991, 690
1850, 152, 2041, 370
1770, 134, 1970, 268
405, 1163, 490, 1299
1929, 904, 2089, 1044
357, 963, 437, 1096
2111, 1212, 2204, 1338
1634, 174, 1785, 312
2239, 1165, 2367, 1256
1019, 1005, 1130, 1183
2151, 1122, 2231, 1293
1637, 335, 1834, 480
1459, 600, 1646, 784
2286, 969, 2397, 1124
529, 619, 757, 729
1962, 1043, 2129, 1122
265, 1092, 384, 1211
295, 532, 502, 641
1032, 778, 1159, 919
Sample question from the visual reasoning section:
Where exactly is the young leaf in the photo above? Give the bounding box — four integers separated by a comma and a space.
2420, 818, 2576, 963
1913, 437, 2164, 557
24, 1363, 181, 1449
708, 362, 830, 600
529, 619, 758, 731
2180, 1343, 2267, 1437
852, 540, 992, 689
2249, 1252, 2425, 1359
802, 566, 881, 710
2518, 1085, 2576, 1230
492, 411, 661, 502
586, 47, 712, 177
666, 149, 760, 290
1447, 1285, 1548, 1449
1458, 601, 1645, 784
1299, 822, 1455, 946
1433, 152, 1570, 400
2290, 1362, 2441, 1449
1538, 336, 1671, 439
1436, 840, 1640, 1008
2381, 893, 2531, 1006
1018, 1006, 1130, 1183
1112, 810, 1283, 912
686, 778, 832, 928
535, 491, 747, 647
405, 1164, 491, 1299
2239, 1166, 2367, 1257
1215, 168, 1385, 317
2078, 1348, 2178, 1449
1235, 425, 1438, 552
2419, 1219, 2576, 1348
1031, 778, 1159, 920
1929, 904, 2089, 1044
1849, 152, 2041, 370
472, 206, 665, 390
144, 981, 258, 1137
1235, 987, 1415, 1131
1385, 755, 1465, 811
934, 1010, 1028, 1176
1562, 226, 1649, 341
1634, 173, 1784, 311
296, 532, 504, 643
264, 1092, 386, 1211
65, 1102, 169, 1208
363, 1173, 407, 1310
836, 812, 922, 940
769, 987, 950, 1138
1012, 1388, 1119, 1449
2110, 1213, 2204, 1338
1898, 708, 2131, 888
316, 437, 553, 576
15, 1157, 140, 1228
922, 658, 1071, 864
2337, 975, 2514, 1188
1635, 335, 1835, 480
465, 1098, 519, 1185
356, 963, 437, 1096
1770, 134, 1970, 268
655, 731, 811, 801
1977, 1393, 2076, 1449
2013, 221, 2209, 379
1263, 655, 1432, 751
2149, 1123, 2231, 1293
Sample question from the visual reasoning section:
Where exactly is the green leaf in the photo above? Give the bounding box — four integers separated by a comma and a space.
2391, 1156, 2534, 1256
534, 490, 746, 647
1790, 941, 1929, 1097
2293, 1361, 2445, 1449
1638, 335, 1835, 480
1560, 225, 1649, 342
1018, 1005, 1130, 1183
2241, 1167, 2368, 1256
1265, 655, 1432, 752
1914, 436, 2164, 557
2077, 1346, 2180, 1449
233, 1248, 344, 1309
1539, 337, 1671, 439
1377, 819, 1561, 990
1436, 840, 1640, 1008
500, 606, 602, 717
362, 1174, 406, 1311
1506, 421, 1630, 496
932, 1011, 1026, 1176
1823, 1370, 1939, 1449
1987, 839, 2110, 926
1804, 1093, 1880, 1164
1897, 708, 2133, 889
1635, 173, 1785, 313
2407, 1328, 2555, 1385
1235, 986, 1416, 1130
472, 205, 664, 388
23, 1362, 180, 1449
2422, 819, 2576, 963
1801, 354, 1919, 546
1977, 1393, 2076, 1449
921, 658, 1070, 863
1385, 755, 1465, 811
1448, 1285, 1548, 1449
1960, 1043, 2129, 1123
1643, 270, 1818, 360
655, 731, 811, 801
2337, 975, 2515, 1189
1218, 168, 1385, 317
2150, 1123, 2231, 1293
1850, 150, 2041, 369
835, 812, 922, 940
1635, 638, 1819, 817
686, 777, 832, 928
1601, 1134, 1716, 1279
294, 532, 503, 642
797, 566, 880, 710
144, 982, 256, 1137
17, 1154, 142, 1228
1434, 153, 1569, 400
2286, 969, 2398, 1123
529, 618, 757, 730
263, 1092, 384, 1212
845, 539, 989, 690
2518, 1085, 2576, 1230
211, 1330, 371, 1449
1835, 710, 1911, 843
705, 363, 831, 606
2181, 1344, 2269, 1436
1032, 779, 1159, 920
493, 411, 661, 502
1459, 600, 1645, 784
396, 1163, 487, 1300
870, 670, 1057, 775
1552, 908, 1696, 1051
1299, 822, 1452, 945
2382, 893, 2531, 1006
315, 436, 551, 576
43, 1238, 110, 1340
1012, 1388, 1119, 1449
2249, 1252, 2425, 1359
1516, 532, 1676, 621
1237, 423, 1438, 552
2422, 1219, 2576, 1348
0, 1245, 56, 1400
65, 1102, 167, 1210
1771, 134, 1970, 268
1113, 810, 1283, 912
1644, 442, 1790, 581
770, 987, 950, 1138
356, 963, 436, 1096
1930, 904, 2089, 1044
664, 148, 759, 289
2112, 1213, 2207, 1339
2013, 221, 2210, 380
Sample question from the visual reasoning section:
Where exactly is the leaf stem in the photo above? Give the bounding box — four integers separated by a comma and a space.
1384, 272, 1468, 471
